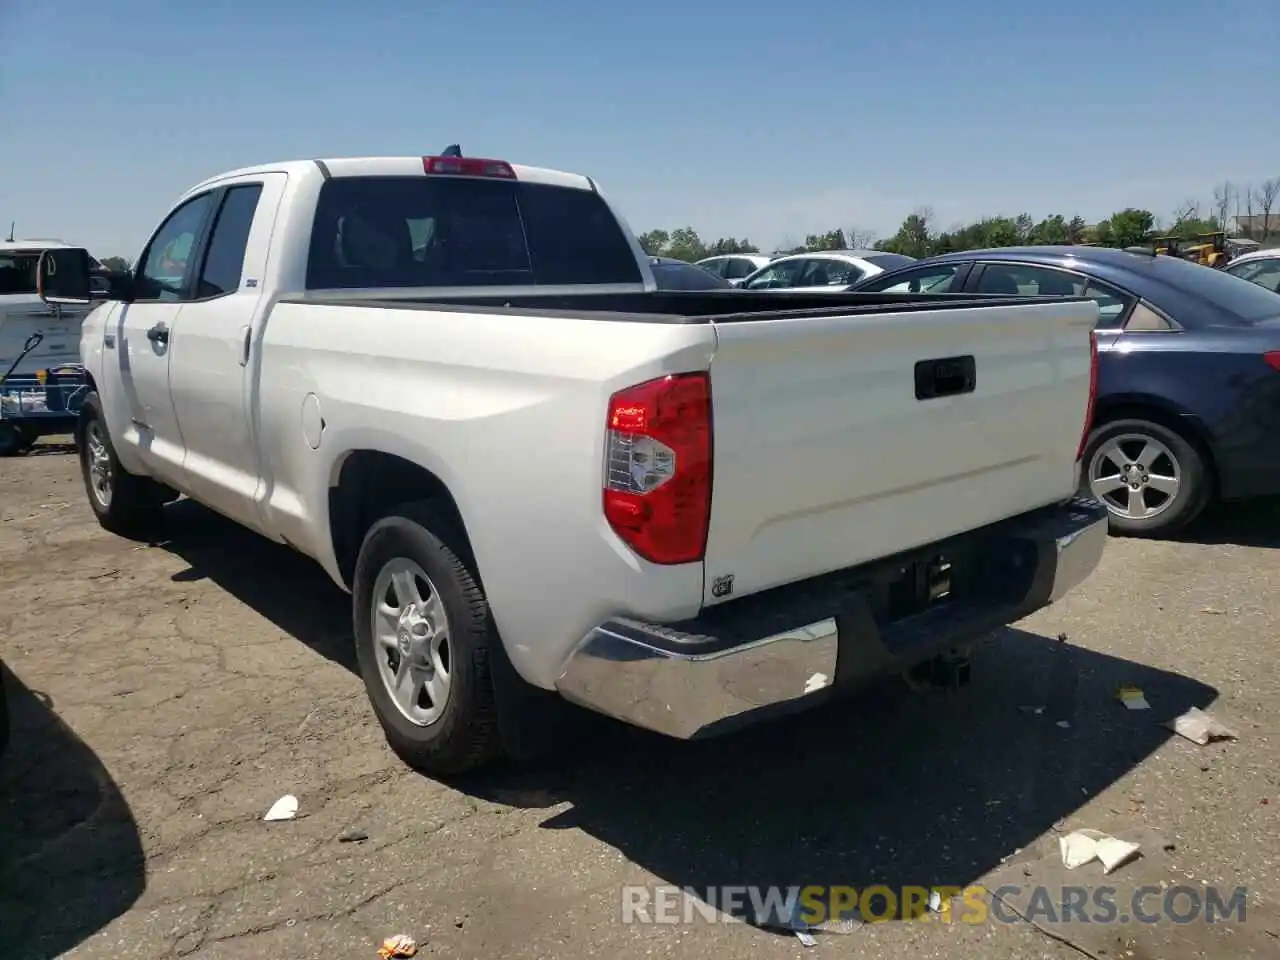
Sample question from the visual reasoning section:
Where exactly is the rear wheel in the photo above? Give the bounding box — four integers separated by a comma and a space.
1083, 417, 1210, 537
352, 501, 504, 776
77, 393, 172, 538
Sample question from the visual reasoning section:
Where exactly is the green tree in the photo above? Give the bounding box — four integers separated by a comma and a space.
1105, 208, 1156, 248
876, 209, 934, 258
663, 227, 708, 262
804, 229, 846, 251
705, 237, 760, 255
1030, 215, 1069, 245
636, 230, 669, 256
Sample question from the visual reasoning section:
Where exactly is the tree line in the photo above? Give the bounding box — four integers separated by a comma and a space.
638, 178, 1280, 262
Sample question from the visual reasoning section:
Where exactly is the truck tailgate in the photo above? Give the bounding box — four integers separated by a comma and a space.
701, 298, 1097, 606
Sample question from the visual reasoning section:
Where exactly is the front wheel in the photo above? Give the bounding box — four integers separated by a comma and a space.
1082, 418, 1210, 537
352, 502, 504, 776
77, 393, 170, 538
0, 424, 25, 457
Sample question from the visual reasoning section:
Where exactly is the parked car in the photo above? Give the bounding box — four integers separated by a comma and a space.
1222, 247, 1280, 293
649, 256, 733, 290
854, 246, 1280, 536
740, 250, 916, 292
694, 254, 773, 287
38, 152, 1104, 775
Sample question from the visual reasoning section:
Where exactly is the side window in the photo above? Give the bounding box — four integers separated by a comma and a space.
975, 264, 1085, 297
1227, 259, 1280, 293
1083, 278, 1137, 329
697, 259, 727, 278
196, 185, 264, 299
808, 259, 863, 286
134, 193, 217, 301
1123, 301, 1174, 332
745, 260, 805, 289
0, 253, 38, 294
517, 183, 643, 285
858, 263, 961, 294
724, 258, 757, 280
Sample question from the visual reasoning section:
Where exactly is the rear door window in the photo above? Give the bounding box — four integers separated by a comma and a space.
856, 263, 963, 293
0, 252, 40, 294
744, 259, 806, 289
305, 176, 643, 289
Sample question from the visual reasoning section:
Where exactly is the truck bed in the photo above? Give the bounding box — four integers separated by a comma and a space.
283, 289, 1087, 322
267, 288, 1097, 611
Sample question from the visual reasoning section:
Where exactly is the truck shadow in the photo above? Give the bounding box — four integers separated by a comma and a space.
151, 500, 1218, 935
472, 633, 1218, 932
0, 662, 146, 958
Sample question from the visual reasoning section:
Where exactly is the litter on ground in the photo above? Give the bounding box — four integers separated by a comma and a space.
1059, 829, 1142, 874
378, 933, 418, 958
1117, 686, 1150, 710
1166, 707, 1238, 745
263, 794, 299, 821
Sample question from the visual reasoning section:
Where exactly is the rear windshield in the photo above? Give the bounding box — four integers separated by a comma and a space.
305, 176, 644, 290
1149, 255, 1280, 322
0, 252, 40, 294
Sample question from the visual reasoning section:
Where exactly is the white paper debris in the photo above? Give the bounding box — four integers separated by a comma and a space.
1117, 686, 1150, 710
1059, 829, 1141, 874
803, 672, 829, 694
263, 794, 299, 821
1166, 707, 1237, 746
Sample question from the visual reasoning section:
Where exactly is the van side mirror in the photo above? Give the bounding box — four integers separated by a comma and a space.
37, 248, 93, 304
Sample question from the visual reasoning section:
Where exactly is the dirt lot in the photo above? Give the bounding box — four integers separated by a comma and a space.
2, 440, 1278, 959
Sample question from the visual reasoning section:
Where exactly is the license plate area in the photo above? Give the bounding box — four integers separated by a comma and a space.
884, 554, 954, 622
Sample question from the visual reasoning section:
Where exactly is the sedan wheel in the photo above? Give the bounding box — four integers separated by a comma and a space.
1089, 433, 1181, 522
1082, 418, 1209, 537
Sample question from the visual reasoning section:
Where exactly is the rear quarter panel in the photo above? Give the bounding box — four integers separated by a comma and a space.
1097, 327, 1280, 498
254, 302, 717, 689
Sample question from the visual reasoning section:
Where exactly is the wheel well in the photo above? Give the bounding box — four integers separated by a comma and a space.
328, 451, 473, 589
1091, 400, 1219, 492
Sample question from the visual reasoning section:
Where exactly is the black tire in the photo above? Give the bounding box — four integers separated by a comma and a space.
352, 501, 503, 776
76, 392, 171, 538
1082, 417, 1210, 537
0, 423, 25, 457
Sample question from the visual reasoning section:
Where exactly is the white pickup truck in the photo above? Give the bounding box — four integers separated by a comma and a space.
38, 151, 1107, 774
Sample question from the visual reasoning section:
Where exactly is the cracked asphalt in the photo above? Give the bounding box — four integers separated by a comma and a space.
2, 439, 1278, 959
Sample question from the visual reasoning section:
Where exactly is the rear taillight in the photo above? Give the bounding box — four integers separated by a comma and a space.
1077, 331, 1099, 460
1264, 351, 1280, 372
422, 156, 516, 178
603, 373, 712, 565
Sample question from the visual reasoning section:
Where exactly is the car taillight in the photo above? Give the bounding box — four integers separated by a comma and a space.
603, 373, 712, 565
1077, 330, 1098, 460
422, 156, 516, 178
1264, 351, 1280, 372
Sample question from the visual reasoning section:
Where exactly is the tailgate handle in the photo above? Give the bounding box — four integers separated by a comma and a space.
915, 355, 975, 401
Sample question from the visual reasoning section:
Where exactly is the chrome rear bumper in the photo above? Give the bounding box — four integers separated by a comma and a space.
555, 497, 1108, 740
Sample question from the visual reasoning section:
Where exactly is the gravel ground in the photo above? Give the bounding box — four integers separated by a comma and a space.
1, 439, 1278, 959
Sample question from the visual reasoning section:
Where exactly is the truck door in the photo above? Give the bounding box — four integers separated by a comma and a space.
109, 191, 220, 488
167, 173, 287, 532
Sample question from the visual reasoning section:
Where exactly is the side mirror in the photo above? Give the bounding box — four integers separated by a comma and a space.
37, 248, 93, 304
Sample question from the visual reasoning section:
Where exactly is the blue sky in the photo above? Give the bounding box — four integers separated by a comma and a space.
3, 0, 1278, 259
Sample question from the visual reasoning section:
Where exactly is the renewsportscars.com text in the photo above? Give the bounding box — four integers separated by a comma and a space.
621, 884, 1249, 927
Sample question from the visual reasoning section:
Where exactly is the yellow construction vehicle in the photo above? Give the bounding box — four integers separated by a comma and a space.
1180, 231, 1231, 268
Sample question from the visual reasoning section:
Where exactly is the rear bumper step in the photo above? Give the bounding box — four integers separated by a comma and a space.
555, 496, 1109, 739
